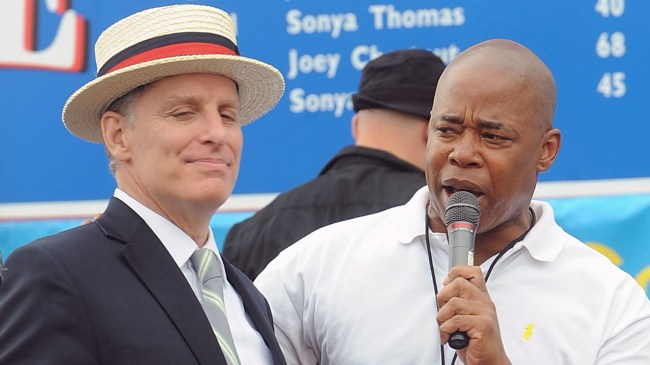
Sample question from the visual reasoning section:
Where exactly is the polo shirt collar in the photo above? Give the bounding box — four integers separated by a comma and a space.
520, 200, 565, 262
396, 189, 565, 263
396, 186, 431, 245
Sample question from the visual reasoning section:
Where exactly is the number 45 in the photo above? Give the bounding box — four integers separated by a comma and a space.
597, 72, 626, 98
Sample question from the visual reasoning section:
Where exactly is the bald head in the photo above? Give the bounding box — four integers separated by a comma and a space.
437, 39, 557, 131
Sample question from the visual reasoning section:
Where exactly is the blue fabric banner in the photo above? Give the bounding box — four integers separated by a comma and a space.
1, 195, 648, 295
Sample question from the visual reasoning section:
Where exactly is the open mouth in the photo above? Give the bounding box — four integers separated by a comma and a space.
443, 185, 483, 199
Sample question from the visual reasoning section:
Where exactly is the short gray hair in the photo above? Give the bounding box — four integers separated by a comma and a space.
104, 84, 149, 175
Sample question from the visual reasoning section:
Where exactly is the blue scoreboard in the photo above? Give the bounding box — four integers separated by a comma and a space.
1, 0, 648, 203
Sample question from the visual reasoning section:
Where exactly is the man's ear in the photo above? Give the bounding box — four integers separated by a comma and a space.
538, 128, 561, 172
419, 119, 429, 145
101, 111, 131, 162
351, 113, 359, 142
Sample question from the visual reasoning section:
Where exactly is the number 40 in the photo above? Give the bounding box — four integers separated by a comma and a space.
595, 0, 625, 17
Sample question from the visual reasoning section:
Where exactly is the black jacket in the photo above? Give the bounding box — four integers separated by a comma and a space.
0, 198, 286, 365
223, 146, 426, 280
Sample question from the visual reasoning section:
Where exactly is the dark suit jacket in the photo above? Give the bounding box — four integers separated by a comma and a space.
0, 198, 286, 365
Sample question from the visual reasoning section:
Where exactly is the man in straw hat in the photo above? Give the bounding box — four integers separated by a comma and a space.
0, 5, 286, 365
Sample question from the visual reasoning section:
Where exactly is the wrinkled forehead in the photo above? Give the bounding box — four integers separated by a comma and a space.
432, 80, 533, 126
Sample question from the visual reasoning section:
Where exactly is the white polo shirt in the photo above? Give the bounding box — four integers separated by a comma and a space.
255, 186, 650, 365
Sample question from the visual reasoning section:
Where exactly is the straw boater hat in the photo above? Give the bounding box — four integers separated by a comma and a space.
62, 4, 285, 143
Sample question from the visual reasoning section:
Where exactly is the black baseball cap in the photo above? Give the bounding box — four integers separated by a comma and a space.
352, 49, 446, 120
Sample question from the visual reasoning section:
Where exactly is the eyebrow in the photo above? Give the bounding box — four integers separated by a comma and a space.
439, 114, 505, 130
158, 95, 198, 110
159, 95, 240, 110
478, 119, 505, 130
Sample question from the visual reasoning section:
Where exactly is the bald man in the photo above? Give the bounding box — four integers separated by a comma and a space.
255, 39, 650, 364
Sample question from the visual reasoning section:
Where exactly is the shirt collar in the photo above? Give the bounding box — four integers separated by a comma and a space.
113, 188, 222, 270
520, 200, 565, 262
396, 186, 431, 245
395, 188, 565, 263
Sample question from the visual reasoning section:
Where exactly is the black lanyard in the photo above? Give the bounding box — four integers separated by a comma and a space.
424, 207, 536, 365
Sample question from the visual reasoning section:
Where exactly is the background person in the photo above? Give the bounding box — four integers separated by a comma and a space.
254, 39, 650, 364
0, 5, 287, 365
223, 49, 445, 279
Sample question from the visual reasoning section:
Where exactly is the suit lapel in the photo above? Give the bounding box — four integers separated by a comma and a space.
224, 260, 286, 365
97, 198, 227, 365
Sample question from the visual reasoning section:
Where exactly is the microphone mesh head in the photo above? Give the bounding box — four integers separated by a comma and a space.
444, 191, 480, 227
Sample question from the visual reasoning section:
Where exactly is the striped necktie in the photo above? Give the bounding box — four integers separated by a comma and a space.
191, 248, 241, 365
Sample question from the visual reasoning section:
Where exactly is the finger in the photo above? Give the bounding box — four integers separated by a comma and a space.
436, 296, 479, 323
437, 276, 485, 307
439, 311, 501, 345
437, 297, 500, 341
438, 311, 466, 335
438, 313, 473, 343
443, 266, 487, 290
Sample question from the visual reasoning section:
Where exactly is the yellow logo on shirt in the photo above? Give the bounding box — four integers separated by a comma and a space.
522, 323, 534, 340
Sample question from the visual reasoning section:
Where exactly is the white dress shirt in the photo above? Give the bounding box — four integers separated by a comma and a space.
114, 189, 272, 365
256, 186, 650, 365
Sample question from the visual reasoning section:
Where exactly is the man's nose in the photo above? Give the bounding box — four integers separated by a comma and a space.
200, 111, 229, 143
448, 133, 483, 168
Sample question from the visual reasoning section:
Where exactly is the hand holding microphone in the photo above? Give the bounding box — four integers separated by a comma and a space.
443, 191, 480, 350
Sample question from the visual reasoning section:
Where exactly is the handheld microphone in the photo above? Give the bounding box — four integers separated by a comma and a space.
444, 191, 480, 350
